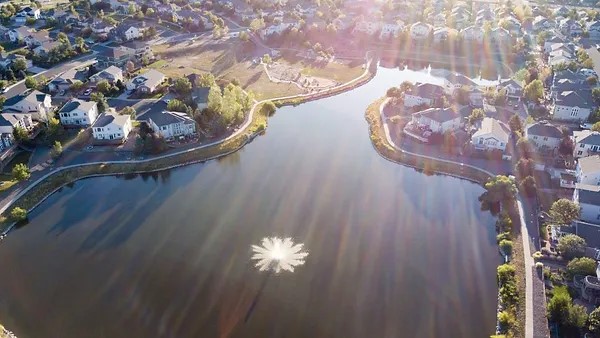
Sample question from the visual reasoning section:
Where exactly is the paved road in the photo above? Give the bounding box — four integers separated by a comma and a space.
4, 54, 97, 98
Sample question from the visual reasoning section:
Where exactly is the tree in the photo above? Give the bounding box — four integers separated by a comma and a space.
399, 81, 414, 93
508, 114, 523, 135
588, 307, 600, 334
593, 88, 600, 104
126, 60, 135, 74
548, 286, 572, 324
249, 18, 265, 32
50, 141, 63, 159
12, 163, 30, 181
166, 99, 190, 113
207, 85, 222, 112
593, 122, 600, 132
262, 54, 272, 64
386, 87, 403, 98
75, 36, 85, 50
198, 73, 216, 87
120, 106, 136, 117
467, 108, 485, 125
515, 158, 534, 179
90, 92, 107, 113
47, 117, 62, 136
499, 239, 513, 255
9, 207, 27, 222
479, 175, 517, 213
557, 234, 586, 259
523, 79, 544, 102
12, 126, 28, 143
11, 58, 26, 72
261, 101, 276, 116
519, 176, 537, 197
497, 263, 516, 284
550, 199, 581, 226
558, 136, 575, 157
173, 77, 192, 96
96, 80, 111, 94
516, 137, 533, 158
588, 76, 598, 86
566, 257, 597, 277
239, 30, 250, 42
24, 76, 37, 89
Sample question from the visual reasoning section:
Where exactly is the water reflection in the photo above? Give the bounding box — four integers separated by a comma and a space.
251, 237, 309, 273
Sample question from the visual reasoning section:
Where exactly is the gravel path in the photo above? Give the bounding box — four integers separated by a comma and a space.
532, 267, 551, 338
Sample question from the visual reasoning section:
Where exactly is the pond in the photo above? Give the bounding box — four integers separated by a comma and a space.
0, 66, 500, 338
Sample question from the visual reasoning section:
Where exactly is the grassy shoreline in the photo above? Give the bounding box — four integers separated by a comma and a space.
365, 97, 526, 337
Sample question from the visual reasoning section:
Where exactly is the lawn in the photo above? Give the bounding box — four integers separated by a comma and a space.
0, 174, 17, 193
152, 42, 305, 100
299, 61, 365, 83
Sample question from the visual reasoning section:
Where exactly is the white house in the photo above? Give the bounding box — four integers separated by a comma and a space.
433, 13, 446, 27
91, 110, 132, 143
353, 20, 381, 36
58, 99, 98, 126
544, 35, 566, 54
147, 110, 197, 139
115, 24, 145, 41
576, 155, 600, 185
14, 7, 40, 24
553, 91, 594, 123
0, 113, 33, 134
379, 22, 404, 40
410, 107, 462, 133
89, 65, 123, 84
574, 131, 600, 158
261, 21, 298, 38
3, 90, 52, 121
525, 121, 563, 150
404, 82, 445, 108
126, 69, 165, 93
573, 183, 600, 224
471, 117, 510, 152
410, 22, 432, 40
461, 26, 484, 43
497, 79, 522, 99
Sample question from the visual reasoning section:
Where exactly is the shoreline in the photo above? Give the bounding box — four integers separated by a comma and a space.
0, 52, 377, 233
364, 96, 526, 337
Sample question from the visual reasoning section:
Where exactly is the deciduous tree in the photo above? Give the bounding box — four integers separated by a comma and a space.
557, 234, 586, 259
550, 199, 580, 226
12, 163, 30, 181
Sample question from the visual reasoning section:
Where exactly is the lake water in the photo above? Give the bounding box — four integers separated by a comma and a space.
0, 67, 500, 338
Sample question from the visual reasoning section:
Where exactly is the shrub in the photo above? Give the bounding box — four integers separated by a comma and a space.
566, 257, 597, 277
12, 163, 30, 181
499, 239, 513, 255
9, 207, 27, 221
261, 101, 276, 116
498, 311, 515, 332
558, 234, 586, 260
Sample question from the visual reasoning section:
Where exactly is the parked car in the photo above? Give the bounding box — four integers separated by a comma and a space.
83, 88, 92, 96
579, 68, 597, 77
581, 123, 593, 130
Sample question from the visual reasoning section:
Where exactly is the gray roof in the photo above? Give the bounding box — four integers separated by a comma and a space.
579, 155, 600, 175
130, 69, 165, 89
526, 121, 563, 138
414, 107, 460, 123
92, 111, 130, 128
574, 221, 600, 249
444, 72, 476, 86
555, 91, 594, 109
192, 87, 210, 104
148, 110, 195, 127
4, 90, 47, 107
0, 113, 27, 127
576, 183, 600, 205
472, 117, 510, 143
574, 130, 600, 146
59, 98, 96, 113
499, 78, 522, 90
92, 65, 122, 80
408, 82, 445, 99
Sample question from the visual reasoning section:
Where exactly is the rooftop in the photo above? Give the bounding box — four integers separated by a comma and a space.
93, 110, 130, 128
59, 98, 96, 113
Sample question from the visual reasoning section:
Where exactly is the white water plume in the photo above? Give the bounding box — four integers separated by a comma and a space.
251, 237, 308, 273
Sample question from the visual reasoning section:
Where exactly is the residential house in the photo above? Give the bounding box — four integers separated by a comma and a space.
147, 110, 197, 139
175, 10, 213, 29
404, 82, 445, 108
0, 113, 33, 134
192, 87, 210, 110
0, 53, 31, 70
574, 183, 600, 223
89, 65, 123, 84
261, 21, 299, 38
544, 35, 566, 53
14, 6, 40, 24
490, 27, 511, 44
553, 91, 594, 122
532, 16, 552, 31
410, 107, 462, 133
33, 40, 60, 57
468, 87, 484, 107
23, 30, 50, 48
525, 121, 563, 150
576, 155, 600, 185
114, 23, 146, 41
574, 131, 600, 158
551, 70, 589, 97
48, 68, 87, 92
92, 109, 132, 143
554, 6, 569, 17
433, 13, 446, 27
433, 27, 451, 43
497, 79, 523, 100
587, 21, 600, 39
379, 22, 404, 40
58, 99, 98, 126
126, 69, 165, 93
96, 46, 134, 68
461, 26, 484, 43
7, 26, 31, 43
410, 22, 432, 40
471, 117, 510, 152
117, 40, 153, 61
91, 21, 115, 34
442, 72, 477, 95
3, 90, 52, 121
559, 18, 583, 37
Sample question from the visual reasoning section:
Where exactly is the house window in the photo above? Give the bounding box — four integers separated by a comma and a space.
594, 146, 600, 152
581, 144, 585, 148
533, 136, 538, 140
543, 137, 548, 141
578, 151, 583, 155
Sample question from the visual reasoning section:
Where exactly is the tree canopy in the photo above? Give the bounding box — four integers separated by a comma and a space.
566, 257, 597, 277
12, 163, 30, 181
549, 199, 580, 226
557, 234, 586, 260
523, 79, 544, 102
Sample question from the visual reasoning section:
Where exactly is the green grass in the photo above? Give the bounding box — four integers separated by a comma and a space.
0, 174, 17, 193
3, 151, 31, 174
147, 60, 168, 69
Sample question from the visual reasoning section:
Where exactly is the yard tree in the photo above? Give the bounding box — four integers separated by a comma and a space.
558, 136, 575, 157
557, 234, 586, 259
523, 79, 544, 102
399, 81, 414, 93
550, 198, 580, 225
593, 88, 600, 104
96, 80, 111, 94
0, 96, 5, 110
566, 257, 597, 277
239, 31, 250, 42
593, 122, 600, 132
166, 99, 190, 113
12, 163, 30, 181
173, 77, 192, 96
467, 108, 485, 125
589, 307, 600, 334
262, 54, 272, 64
90, 92, 108, 113
11, 58, 26, 72
515, 158, 534, 179
479, 175, 517, 213
198, 73, 216, 87
508, 114, 523, 134
9, 207, 27, 221
588, 76, 598, 86
386, 87, 403, 98
518, 176, 536, 197
516, 137, 533, 158
50, 141, 63, 159
69, 80, 84, 91
261, 101, 276, 116
47, 117, 62, 136
126, 60, 135, 74
249, 18, 265, 32
120, 106, 136, 117
24, 76, 37, 89
207, 85, 222, 112
0, 80, 7, 92
12, 126, 28, 143
548, 286, 572, 324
